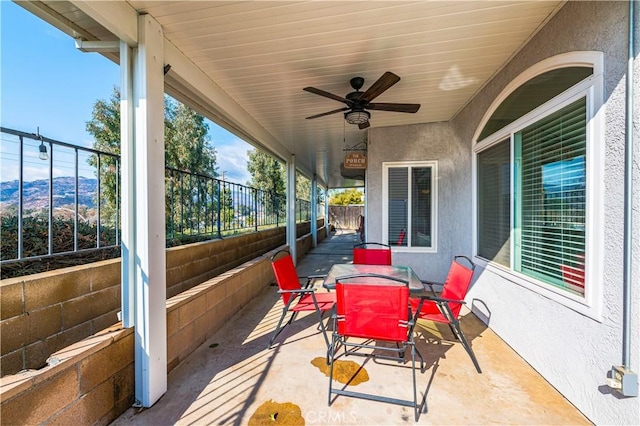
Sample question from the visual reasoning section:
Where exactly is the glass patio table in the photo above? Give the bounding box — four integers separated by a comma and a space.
323, 263, 425, 294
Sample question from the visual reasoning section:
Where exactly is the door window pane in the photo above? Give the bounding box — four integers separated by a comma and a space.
388, 167, 408, 246
411, 167, 432, 247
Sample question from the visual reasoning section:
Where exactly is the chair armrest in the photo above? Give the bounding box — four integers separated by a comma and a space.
411, 296, 465, 323
419, 295, 465, 305
420, 280, 444, 296
308, 274, 327, 280
301, 274, 327, 289
278, 288, 317, 295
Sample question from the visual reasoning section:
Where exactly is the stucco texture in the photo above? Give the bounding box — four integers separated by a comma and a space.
452, 2, 638, 424
367, 122, 471, 281
366, 1, 639, 424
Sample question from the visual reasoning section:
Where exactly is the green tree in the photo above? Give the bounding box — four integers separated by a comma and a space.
247, 149, 320, 222
247, 149, 285, 193
246, 149, 286, 219
165, 100, 217, 174
296, 173, 310, 201
86, 86, 219, 237
85, 87, 123, 227
219, 183, 235, 230
329, 188, 363, 205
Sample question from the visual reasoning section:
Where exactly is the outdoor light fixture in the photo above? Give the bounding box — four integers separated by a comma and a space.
38, 136, 48, 161
344, 110, 370, 125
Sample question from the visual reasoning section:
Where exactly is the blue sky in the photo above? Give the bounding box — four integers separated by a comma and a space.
0, 1, 252, 183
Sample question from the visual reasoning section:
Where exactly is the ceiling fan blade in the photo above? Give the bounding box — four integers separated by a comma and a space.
358, 121, 371, 130
305, 107, 349, 120
303, 87, 350, 104
358, 72, 401, 102
367, 102, 421, 113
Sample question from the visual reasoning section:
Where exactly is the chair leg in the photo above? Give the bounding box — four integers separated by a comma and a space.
268, 308, 294, 349
314, 307, 331, 348
451, 320, 482, 373
414, 345, 425, 372
448, 323, 459, 340
411, 343, 419, 421
328, 335, 337, 406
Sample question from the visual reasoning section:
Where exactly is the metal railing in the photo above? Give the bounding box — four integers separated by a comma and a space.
1, 127, 317, 264
1, 127, 120, 262
165, 167, 286, 241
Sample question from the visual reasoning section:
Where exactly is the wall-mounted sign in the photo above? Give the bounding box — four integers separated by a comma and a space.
343, 152, 367, 169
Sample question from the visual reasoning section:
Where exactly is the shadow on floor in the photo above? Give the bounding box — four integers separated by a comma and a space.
112, 231, 590, 425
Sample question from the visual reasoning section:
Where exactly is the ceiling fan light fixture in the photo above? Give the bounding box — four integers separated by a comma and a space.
344, 110, 370, 125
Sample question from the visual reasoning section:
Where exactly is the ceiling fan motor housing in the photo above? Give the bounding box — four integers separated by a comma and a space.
350, 76, 365, 91
346, 91, 364, 103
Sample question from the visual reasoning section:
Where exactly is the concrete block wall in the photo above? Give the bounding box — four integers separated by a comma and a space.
0, 230, 321, 425
165, 252, 274, 372
165, 227, 285, 298
0, 227, 289, 377
0, 260, 122, 377
0, 325, 134, 426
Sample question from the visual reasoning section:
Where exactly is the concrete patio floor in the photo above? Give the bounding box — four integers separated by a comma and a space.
112, 231, 591, 425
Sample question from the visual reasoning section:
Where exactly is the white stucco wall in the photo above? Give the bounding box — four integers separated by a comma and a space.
367, 122, 471, 281
366, 2, 639, 424
455, 2, 639, 423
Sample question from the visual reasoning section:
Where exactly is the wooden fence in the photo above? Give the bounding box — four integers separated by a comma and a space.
328, 205, 364, 231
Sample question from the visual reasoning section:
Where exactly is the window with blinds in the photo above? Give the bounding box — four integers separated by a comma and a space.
388, 167, 408, 246
514, 98, 586, 295
384, 162, 436, 249
474, 57, 601, 305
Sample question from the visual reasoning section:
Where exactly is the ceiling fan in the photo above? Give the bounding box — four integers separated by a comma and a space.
303, 71, 420, 130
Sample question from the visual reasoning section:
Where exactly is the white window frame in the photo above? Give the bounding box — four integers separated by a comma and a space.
382, 160, 438, 253
472, 52, 605, 320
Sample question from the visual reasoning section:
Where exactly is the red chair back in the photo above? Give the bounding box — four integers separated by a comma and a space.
336, 281, 409, 342
439, 258, 474, 318
353, 243, 392, 265
271, 254, 301, 305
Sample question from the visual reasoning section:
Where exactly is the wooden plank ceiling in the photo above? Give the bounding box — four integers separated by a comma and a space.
31, 1, 566, 188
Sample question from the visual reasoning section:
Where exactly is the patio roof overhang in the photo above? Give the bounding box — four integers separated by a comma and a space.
18, 0, 566, 189
12, 0, 572, 409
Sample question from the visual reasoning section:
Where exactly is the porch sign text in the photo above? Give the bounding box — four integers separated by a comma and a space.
343, 152, 367, 169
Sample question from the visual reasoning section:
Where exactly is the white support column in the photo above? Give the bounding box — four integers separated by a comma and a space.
120, 41, 135, 328
311, 176, 318, 248
286, 155, 297, 262
325, 189, 330, 232
128, 14, 167, 408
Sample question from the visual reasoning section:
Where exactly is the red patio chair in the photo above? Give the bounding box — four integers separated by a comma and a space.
269, 249, 335, 348
410, 255, 482, 373
353, 242, 392, 265
328, 273, 425, 421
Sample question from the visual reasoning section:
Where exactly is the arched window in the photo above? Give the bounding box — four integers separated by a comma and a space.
473, 52, 603, 314
478, 67, 593, 140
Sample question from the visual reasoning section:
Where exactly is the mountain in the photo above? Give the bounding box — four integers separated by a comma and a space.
0, 177, 97, 211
